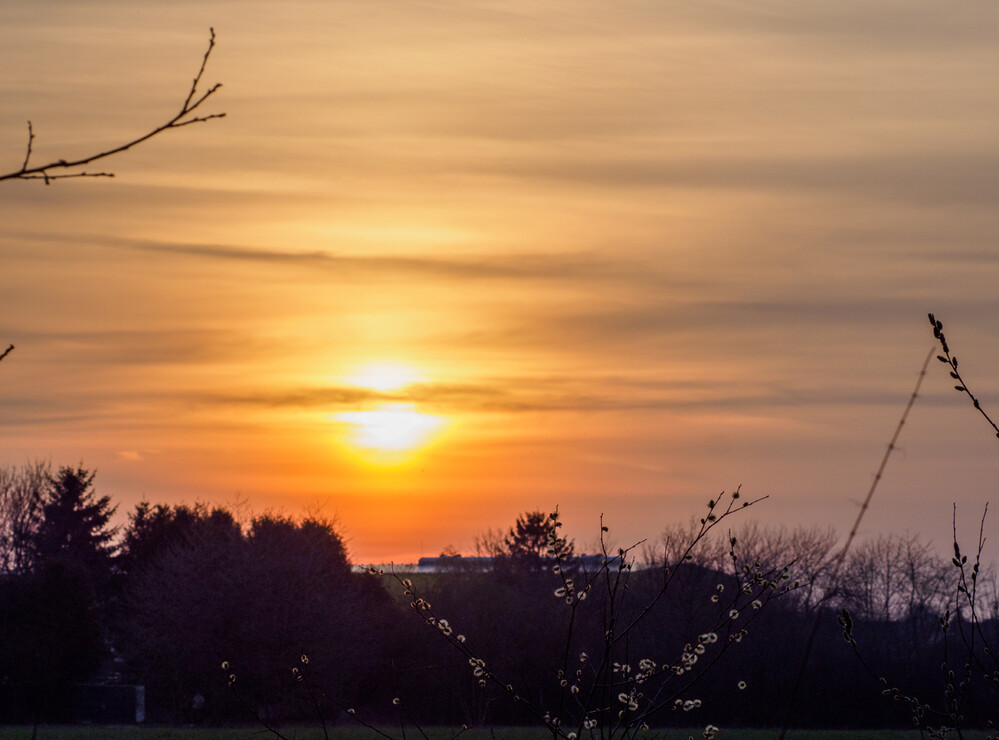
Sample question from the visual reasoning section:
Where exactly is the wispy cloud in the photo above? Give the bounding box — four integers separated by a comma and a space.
93, 235, 691, 288
460, 151, 999, 207
3, 0, 999, 564
198, 374, 928, 416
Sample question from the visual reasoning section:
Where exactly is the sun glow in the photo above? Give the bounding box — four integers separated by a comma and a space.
346, 363, 422, 392
338, 403, 443, 452
334, 362, 445, 464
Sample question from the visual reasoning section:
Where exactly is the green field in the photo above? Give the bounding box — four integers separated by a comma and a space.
1, 728, 995, 740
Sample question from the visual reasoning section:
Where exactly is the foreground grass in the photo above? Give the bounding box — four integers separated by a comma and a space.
1, 728, 997, 740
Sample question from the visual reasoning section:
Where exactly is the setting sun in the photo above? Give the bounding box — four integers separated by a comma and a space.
337, 403, 443, 454
333, 362, 445, 464
4, 0, 999, 577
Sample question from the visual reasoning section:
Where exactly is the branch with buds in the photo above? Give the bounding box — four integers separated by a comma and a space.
1, 29, 224, 184
928, 312, 999, 439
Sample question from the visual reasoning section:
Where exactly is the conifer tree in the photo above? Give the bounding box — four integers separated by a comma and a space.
31, 465, 118, 581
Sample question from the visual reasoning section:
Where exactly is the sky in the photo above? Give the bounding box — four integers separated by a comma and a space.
2, 1, 999, 564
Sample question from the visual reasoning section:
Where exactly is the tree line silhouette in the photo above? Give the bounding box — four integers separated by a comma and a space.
1, 462, 996, 730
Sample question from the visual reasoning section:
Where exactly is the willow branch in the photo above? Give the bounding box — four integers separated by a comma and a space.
928, 312, 999, 439
1, 28, 224, 185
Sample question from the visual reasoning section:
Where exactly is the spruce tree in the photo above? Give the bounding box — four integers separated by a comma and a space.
31, 465, 118, 581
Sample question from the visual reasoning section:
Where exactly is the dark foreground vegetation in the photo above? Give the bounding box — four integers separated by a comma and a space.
1, 461, 997, 736
2, 727, 997, 740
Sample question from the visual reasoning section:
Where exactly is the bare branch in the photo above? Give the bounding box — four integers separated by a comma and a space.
0, 345, 13, 363
1, 28, 224, 185
928, 312, 999, 439
182, 29, 218, 112
778, 346, 935, 738
18, 172, 115, 184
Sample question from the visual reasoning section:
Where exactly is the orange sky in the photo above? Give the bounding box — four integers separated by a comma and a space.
2, 1, 999, 563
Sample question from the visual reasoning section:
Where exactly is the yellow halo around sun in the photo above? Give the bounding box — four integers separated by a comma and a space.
338, 403, 443, 452
334, 362, 445, 465
345, 362, 422, 392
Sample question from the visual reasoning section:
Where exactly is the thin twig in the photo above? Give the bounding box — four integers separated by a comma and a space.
778, 345, 936, 738
222, 662, 293, 740
1, 29, 223, 184
21, 122, 34, 171
0, 345, 13, 363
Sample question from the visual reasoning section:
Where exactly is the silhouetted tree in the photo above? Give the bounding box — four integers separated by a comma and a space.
485, 510, 575, 573
837, 533, 950, 624
117, 501, 240, 578
0, 465, 119, 722
30, 465, 117, 584
117, 507, 395, 723
0, 558, 103, 723
0, 461, 48, 574
115, 503, 242, 720
0, 464, 115, 723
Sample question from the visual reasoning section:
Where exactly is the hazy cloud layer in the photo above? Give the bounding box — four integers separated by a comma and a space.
2, 0, 999, 562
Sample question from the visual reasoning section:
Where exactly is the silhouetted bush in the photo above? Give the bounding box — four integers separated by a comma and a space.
116, 506, 397, 724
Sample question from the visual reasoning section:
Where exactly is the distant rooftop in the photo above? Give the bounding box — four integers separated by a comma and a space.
353, 553, 620, 574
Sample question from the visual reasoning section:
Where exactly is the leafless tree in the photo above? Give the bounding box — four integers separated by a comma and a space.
1, 29, 224, 185
646, 517, 728, 570
731, 521, 841, 611
0, 461, 49, 574
647, 520, 840, 612
836, 533, 950, 623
